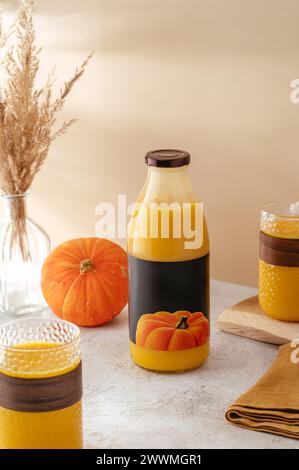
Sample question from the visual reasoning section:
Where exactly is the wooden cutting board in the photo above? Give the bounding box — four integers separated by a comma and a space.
217, 296, 299, 345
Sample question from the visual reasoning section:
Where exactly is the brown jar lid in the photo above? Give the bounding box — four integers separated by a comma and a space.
145, 149, 191, 168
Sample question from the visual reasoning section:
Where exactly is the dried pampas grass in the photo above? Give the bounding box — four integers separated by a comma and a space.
0, 0, 92, 258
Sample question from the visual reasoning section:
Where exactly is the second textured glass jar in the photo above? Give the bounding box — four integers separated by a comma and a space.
259, 202, 299, 321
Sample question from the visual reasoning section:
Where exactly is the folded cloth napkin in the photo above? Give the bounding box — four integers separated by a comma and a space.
226, 343, 299, 439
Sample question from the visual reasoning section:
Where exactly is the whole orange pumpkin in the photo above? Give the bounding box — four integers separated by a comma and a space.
41, 238, 128, 327
136, 310, 209, 351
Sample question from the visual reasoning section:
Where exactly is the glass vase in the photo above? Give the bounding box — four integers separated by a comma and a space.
0, 193, 50, 317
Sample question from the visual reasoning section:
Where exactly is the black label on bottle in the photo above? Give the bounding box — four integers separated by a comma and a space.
128, 254, 210, 349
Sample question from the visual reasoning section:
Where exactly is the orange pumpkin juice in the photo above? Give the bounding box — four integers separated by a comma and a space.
0, 319, 82, 449
128, 150, 210, 372
259, 203, 299, 321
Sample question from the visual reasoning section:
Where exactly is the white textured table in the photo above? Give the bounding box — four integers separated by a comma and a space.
82, 280, 298, 449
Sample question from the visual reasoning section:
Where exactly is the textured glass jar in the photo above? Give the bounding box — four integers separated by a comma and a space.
0, 318, 82, 449
0, 193, 50, 316
259, 202, 299, 321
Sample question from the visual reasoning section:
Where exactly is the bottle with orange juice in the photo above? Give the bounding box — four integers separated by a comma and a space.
128, 150, 210, 372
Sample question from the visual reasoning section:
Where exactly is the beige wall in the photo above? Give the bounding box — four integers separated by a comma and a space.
2, 0, 299, 287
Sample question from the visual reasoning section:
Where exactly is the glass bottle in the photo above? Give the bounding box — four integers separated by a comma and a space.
259, 202, 299, 321
0, 317, 82, 449
128, 149, 210, 372
0, 193, 50, 317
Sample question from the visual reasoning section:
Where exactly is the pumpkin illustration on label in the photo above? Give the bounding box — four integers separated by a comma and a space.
136, 311, 209, 351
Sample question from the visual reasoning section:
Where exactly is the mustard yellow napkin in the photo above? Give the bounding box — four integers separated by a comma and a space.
226, 343, 299, 439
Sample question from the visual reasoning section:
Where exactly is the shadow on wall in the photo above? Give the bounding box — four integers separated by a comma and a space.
32, 111, 298, 287
8, 0, 299, 57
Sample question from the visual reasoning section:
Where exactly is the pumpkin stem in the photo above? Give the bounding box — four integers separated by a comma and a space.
176, 316, 189, 329
80, 259, 95, 275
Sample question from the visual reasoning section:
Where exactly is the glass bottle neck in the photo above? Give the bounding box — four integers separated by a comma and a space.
2, 194, 28, 221
144, 165, 197, 203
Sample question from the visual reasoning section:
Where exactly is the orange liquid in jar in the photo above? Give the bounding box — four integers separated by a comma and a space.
0, 343, 82, 449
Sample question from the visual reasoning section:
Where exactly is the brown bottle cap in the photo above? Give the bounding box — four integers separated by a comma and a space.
145, 149, 191, 168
